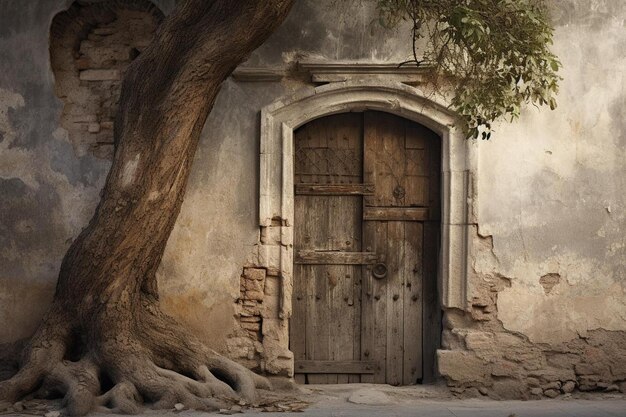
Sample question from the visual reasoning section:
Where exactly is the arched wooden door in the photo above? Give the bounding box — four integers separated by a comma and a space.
290, 111, 441, 385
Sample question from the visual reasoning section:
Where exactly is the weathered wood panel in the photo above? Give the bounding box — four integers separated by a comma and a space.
292, 111, 441, 385
363, 207, 429, 222
295, 183, 374, 196
294, 360, 376, 374
295, 251, 377, 265
292, 113, 364, 384
360, 220, 387, 383
403, 221, 423, 384
364, 112, 431, 208
385, 221, 404, 386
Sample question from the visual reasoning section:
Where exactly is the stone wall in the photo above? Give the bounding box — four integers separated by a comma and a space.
227, 225, 294, 377
0, 0, 624, 398
438, 233, 626, 398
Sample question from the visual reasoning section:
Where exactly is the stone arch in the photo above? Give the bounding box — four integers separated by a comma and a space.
49, 0, 163, 159
258, 80, 476, 319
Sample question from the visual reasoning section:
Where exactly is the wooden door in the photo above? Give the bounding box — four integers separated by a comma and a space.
291, 111, 440, 385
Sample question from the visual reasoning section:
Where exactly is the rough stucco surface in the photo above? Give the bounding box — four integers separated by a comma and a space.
477, 0, 626, 345
0, 0, 624, 397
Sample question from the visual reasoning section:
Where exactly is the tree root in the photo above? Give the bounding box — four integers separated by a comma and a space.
0, 302, 271, 416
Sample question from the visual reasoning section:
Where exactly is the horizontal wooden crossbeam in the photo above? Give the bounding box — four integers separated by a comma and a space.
295, 250, 378, 265
295, 183, 375, 195
294, 360, 377, 374
363, 207, 429, 221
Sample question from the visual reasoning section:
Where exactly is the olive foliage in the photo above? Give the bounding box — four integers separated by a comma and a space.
377, 0, 561, 139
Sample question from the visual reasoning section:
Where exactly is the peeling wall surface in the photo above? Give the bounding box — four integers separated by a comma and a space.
0, 0, 624, 397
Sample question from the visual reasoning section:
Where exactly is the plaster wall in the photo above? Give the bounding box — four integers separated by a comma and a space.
0, 0, 624, 396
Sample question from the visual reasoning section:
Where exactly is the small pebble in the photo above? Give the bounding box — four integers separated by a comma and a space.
13, 401, 24, 411
174, 403, 185, 411
45, 411, 61, 417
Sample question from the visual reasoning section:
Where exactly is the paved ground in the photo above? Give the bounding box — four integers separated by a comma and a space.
248, 384, 626, 417
4, 384, 626, 417
241, 400, 626, 417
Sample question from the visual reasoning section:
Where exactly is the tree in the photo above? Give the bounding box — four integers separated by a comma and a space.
0, 0, 559, 415
377, 0, 561, 139
0, 1, 294, 415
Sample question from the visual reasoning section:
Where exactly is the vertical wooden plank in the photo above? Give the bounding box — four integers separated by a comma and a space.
293, 113, 364, 384
305, 196, 331, 384
385, 221, 404, 386
402, 222, 423, 384
290, 262, 306, 384
349, 263, 362, 383
364, 112, 408, 207
363, 112, 377, 208
405, 121, 430, 207
292, 191, 308, 384
307, 265, 332, 384
327, 194, 362, 384
361, 220, 388, 383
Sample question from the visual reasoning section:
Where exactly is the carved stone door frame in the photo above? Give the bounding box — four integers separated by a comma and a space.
256, 79, 477, 376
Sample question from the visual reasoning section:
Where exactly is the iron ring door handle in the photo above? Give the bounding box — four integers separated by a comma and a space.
372, 262, 388, 279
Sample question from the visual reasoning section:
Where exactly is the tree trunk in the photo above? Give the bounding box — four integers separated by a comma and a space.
0, 1, 294, 415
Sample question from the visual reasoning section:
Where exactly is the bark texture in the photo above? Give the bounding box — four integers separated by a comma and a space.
0, 0, 294, 414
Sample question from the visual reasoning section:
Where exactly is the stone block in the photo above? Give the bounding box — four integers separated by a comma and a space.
442, 309, 472, 330
490, 361, 519, 378
527, 368, 576, 384
260, 226, 282, 245
240, 316, 260, 323
79, 69, 121, 81
243, 278, 263, 293
465, 331, 501, 361
261, 294, 280, 319
526, 377, 541, 387
245, 290, 264, 301
261, 318, 286, 338
609, 359, 626, 380
437, 350, 489, 384
575, 361, 610, 376
561, 380, 576, 393
578, 375, 600, 391
258, 245, 280, 270
243, 267, 266, 281
546, 353, 579, 369
543, 388, 559, 398
263, 276, 280, 296
491, 379, 528, 400
542, 381, 561, 391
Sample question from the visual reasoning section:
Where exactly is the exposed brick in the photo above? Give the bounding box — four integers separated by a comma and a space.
245, 290, 264, 302
243, 267, 266, 281
50, 3, 160, 160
